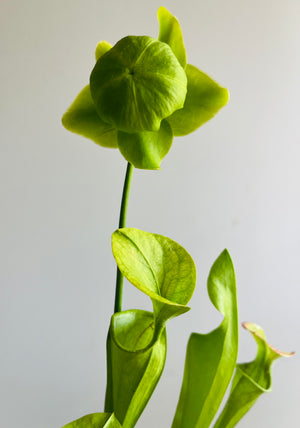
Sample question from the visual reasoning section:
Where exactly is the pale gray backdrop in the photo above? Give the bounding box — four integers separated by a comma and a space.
0, 0, 299, 427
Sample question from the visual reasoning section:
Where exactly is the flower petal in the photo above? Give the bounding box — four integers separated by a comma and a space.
62, 85, 118, 148
157, 6, 187, 68
95, 40, 112, 62
117, 120, 173, 169
167, 64, 229, 136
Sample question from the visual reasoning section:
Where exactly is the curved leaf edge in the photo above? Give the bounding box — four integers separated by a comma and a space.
111, 228, 195, 310
157, 6, 187, 69
240, 321, 295, 392
171, 249, 238, 428
213, 322, 294, 428
110, 309, 157, 354
61, 412, 121, 428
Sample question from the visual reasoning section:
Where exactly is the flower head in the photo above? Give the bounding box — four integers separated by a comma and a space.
62, 7, 229, 169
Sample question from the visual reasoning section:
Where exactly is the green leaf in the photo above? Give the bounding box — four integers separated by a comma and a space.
172, 249, 238, 428
166, 64, 229, 136
95, 40, 112, 62
105, 310, 167, 428
117, 120, 173, 170
62, 412, 121, 428
157, 6, 187, 68
90, 36, 187, 133
213, 322, 294, 428
62, 85, 118, 148
111, 228, 196, 342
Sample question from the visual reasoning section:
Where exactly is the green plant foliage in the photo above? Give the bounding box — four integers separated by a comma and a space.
213, 322, 294, 428
172, 250, 238, 428
61, 7, 293, 428
62, 412, 121, 428
105, 310, 167, 428
111, 228, 196, 344
62, 7, 229, 169
107, 228, 196, 428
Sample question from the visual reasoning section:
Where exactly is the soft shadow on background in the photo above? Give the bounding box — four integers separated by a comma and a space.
0, 0, 299, 427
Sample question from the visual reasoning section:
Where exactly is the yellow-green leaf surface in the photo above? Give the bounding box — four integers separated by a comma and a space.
117, 120, 173, 169
213, 322, 294, 428
167, 64, 229, 136
62, 412, 121, 428
172, 250, 238, 428
62, 85, 118, 148
105, 310, 166, 428
111, 228, 196, 341
157, 6, 186, 68
90, 36, 187, 133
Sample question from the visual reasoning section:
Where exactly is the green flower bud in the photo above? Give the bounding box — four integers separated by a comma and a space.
90, 35, 187, 133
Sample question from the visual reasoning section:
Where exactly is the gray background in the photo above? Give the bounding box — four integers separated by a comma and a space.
1, 0, 299, 427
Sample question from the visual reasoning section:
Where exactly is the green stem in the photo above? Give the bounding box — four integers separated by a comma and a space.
114, 162, 133, 313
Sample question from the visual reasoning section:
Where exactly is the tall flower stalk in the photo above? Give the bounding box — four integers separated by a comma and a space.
114, 162, 133, 313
